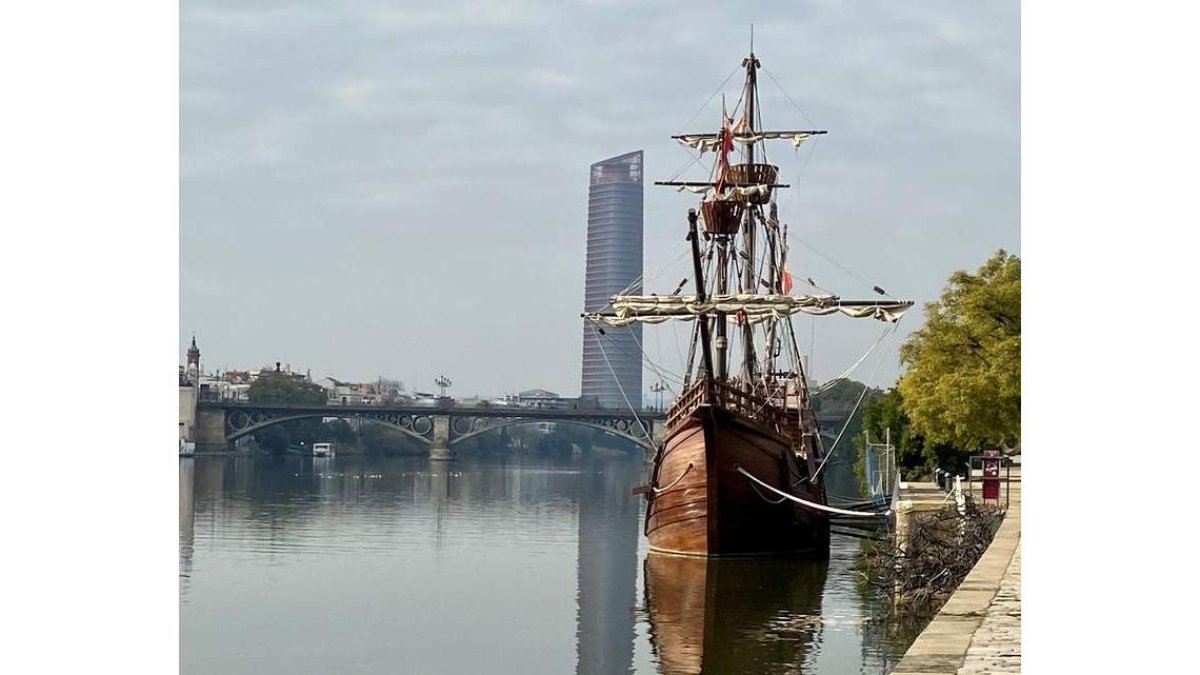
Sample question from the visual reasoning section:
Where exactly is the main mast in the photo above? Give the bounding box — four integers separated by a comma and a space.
740, 52, 760, 386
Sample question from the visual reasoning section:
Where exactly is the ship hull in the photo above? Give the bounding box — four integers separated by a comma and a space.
644, 404, 830, 557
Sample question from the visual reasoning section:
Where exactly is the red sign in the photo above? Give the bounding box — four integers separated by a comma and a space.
982, 453, 1001, 500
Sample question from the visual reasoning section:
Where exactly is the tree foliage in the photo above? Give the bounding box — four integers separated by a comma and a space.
898, 250, 1020, 449
246, 372, 329, 453
247, 372, 328, 406
859, 387, 968, 481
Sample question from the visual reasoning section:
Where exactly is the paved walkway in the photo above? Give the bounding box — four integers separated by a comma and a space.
891, 474, 1021, 675
958, 541, 1021, 673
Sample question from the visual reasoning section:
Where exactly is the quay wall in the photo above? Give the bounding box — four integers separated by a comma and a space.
891, 477, 1021, 674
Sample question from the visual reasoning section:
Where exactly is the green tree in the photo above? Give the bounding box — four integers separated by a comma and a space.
898, 250, 1020, 449
247, 371, 328, 405
857, 387, 968, 481
247, 371, 328, 453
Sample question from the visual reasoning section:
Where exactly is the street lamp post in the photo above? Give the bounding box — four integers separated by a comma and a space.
651, 380, 667, 412
435, 375, 452, 398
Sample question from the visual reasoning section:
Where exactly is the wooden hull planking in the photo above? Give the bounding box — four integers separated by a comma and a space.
644, 404, 830, 557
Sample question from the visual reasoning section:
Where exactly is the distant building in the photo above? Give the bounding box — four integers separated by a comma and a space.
492, 389, 598, 411
316, 377, 366, 405
580, 150, 644, 410
518, 388, 561, 403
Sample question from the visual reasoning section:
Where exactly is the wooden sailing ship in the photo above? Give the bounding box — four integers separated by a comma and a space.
585, 51, 913, 557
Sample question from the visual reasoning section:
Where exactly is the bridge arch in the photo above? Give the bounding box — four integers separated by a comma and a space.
450, 418, 656, 453
224, 412, 432, 447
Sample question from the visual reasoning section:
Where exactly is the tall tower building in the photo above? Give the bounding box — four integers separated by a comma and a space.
581, 151, 643, 409
186, 335, 201, 380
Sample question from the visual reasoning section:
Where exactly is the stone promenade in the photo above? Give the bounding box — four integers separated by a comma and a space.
958, 541, 1021, 673
891, 473, 1021, 675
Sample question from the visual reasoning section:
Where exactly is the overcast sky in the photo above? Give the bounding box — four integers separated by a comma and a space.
180, 0, 1019, 399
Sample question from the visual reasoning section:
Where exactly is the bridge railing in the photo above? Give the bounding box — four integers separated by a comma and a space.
204, 398, 663, 418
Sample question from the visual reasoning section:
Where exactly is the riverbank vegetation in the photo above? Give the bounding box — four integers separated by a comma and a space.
859, 502, 1003, 614
858, 250, 1021, 480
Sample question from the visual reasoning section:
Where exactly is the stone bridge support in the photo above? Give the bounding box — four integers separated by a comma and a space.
193, 407, 229, 454
429, 414, 453, 461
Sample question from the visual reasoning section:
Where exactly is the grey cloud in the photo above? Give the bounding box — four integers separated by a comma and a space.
181, 0, 1018, 397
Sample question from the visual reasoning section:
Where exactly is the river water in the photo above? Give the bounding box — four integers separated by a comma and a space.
180, 449, 924, 675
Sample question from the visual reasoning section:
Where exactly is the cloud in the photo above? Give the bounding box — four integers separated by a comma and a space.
329, 78, 381, 113
181, 0, 1019, 395
527, 67, 575, 88
364, 0, 547, 32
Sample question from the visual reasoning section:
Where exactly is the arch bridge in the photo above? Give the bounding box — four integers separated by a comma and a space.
198, 401, 667, 458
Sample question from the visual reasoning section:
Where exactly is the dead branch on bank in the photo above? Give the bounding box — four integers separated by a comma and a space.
859, 501, 1003, 614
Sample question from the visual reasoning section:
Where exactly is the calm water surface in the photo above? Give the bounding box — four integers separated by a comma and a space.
180, 450, 923, 674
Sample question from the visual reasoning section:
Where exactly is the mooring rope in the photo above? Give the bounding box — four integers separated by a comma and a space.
747, 477, 788, 504
652, 463, 694, 494
736, 465, 891, 517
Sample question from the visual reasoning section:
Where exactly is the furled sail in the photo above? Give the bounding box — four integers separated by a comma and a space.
675, 130, 824, 154
585, 293, 913, 326
675, 183, 772, 198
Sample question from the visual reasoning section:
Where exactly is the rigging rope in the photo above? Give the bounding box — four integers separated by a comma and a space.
760, 66, 819, 130
628, 326, 684, 394
791, 236, 893, 299
679, 64, 743, 134
589, 324, 649, 439
667, 65, 744, 181
593, 326, 686, 389
613, 247, 695, 306
814, 323, 894, 395
809, 331, 891, 482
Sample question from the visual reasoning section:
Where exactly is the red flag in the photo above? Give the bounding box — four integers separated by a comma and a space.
781, 263, 794, 294
713, 102, 734, 196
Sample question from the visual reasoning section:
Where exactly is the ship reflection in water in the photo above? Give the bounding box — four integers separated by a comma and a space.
643, 555, 827, 675
180, 452, 918, 675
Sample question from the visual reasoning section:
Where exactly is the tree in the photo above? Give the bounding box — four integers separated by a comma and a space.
898, 250, 1020, 449
860, 388, 923, 477
247, 372, 329, 453
858, 387, 968, 481
247, 372, 328, 405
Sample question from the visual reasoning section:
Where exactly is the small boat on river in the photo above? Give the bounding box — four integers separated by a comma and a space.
585, 50, 913, 557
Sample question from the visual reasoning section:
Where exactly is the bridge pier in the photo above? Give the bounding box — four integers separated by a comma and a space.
429, 414, 455, 461
194, 407, 230, 454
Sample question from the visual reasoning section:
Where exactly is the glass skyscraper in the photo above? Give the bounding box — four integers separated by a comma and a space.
581, 150, 644, 410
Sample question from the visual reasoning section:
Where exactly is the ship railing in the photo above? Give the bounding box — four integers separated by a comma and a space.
711, 378, 790, 432
665, 379, 709, 430
665, 377, 792, 434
